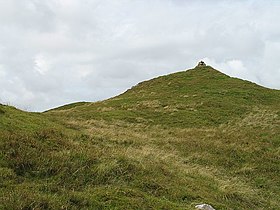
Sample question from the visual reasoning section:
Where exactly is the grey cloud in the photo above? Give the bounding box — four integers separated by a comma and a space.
0, 0, 279, 111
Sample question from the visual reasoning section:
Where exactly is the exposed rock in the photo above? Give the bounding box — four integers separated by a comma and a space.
195, 204, 216, 210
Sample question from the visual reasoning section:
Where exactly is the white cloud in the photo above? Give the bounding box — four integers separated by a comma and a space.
34, 54, 50, 75
202, 57, 258, 83
0, 0, 279, 111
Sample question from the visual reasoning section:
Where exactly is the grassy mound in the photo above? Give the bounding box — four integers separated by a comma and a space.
1, 66, 280, 209
47, 66, 279, 127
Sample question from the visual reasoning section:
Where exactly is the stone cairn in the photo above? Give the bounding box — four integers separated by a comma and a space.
196, 61, 206, 67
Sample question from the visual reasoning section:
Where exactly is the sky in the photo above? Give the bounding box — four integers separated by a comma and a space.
0, 0, 280, 111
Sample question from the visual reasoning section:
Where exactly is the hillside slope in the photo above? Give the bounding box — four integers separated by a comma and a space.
47, 66, 279, 127
1, 66, 280, 209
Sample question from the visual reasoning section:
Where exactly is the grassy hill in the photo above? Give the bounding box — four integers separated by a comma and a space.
1, 66, 280, 209
47, 66, 279, 127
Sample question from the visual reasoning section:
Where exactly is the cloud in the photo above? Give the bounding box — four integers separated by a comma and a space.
0, 0, 279, 111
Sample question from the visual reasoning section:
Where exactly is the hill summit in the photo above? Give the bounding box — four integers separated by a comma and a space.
196, 60, 207, 67
48, 64, 279, 128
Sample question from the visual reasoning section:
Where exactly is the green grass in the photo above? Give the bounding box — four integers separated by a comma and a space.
47, 66, 279, 128
1, 66, 280, 209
